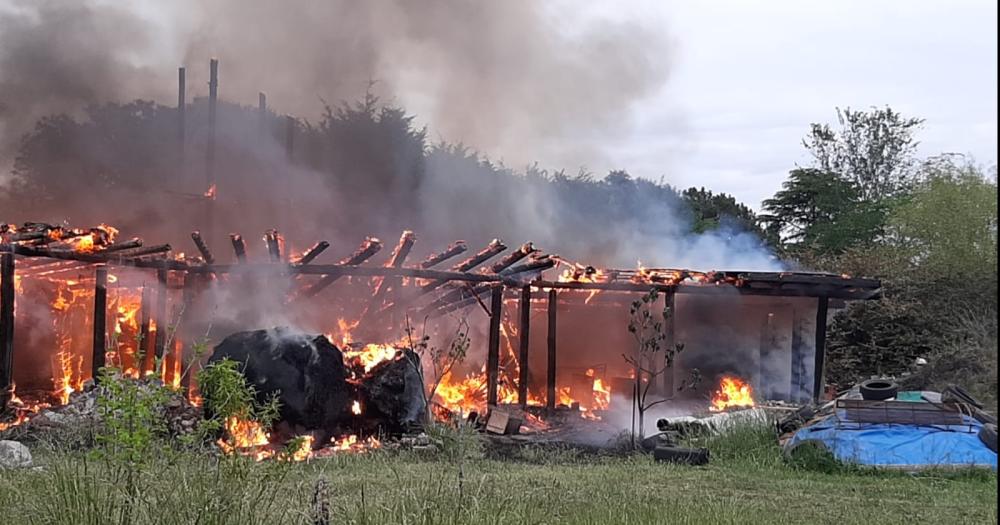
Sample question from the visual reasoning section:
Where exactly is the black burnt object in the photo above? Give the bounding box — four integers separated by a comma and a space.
208, 328, 352, 440
356, 349, 427, 434
207, 328, 426, 440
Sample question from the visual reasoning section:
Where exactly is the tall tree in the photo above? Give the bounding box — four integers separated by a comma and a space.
759, 168, 882, 255
682, 187, 764, 239
804, 106, 923, 201
887, 155, 997, 281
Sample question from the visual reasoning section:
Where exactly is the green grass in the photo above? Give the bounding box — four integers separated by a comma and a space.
1, 428, 996, 525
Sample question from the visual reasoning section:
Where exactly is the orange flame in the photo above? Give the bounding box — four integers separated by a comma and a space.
710, 376, 754, 412
343, 343, 399, 374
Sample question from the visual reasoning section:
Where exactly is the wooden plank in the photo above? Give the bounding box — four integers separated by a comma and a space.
0, 252, 15, 400
813, 296, 828, 402
517, 285, 531, 408
91, 265, 108, 382
546, 289, 557, 413
486, 285, 503, 406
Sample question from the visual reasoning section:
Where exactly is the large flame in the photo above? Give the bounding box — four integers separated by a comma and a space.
710, 375, 755, 412
343, 343, 399, 374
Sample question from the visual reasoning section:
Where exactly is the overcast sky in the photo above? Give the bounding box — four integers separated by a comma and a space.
595, 1, 998, 209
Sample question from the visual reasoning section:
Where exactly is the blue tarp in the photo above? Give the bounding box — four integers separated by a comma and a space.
786, 410, 997, 470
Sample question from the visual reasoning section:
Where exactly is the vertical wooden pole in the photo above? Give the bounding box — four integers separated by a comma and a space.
230, 234, 247, 263
177, 67, 186, 156
258, 92, 267, 135
812, 296, 829, 402
139, 284, 152, 374
91, 265, 108, 382
546, 288, 557, 413
205, 58, 219, 241
485, 285, 503, 407
179, 274, 196, 391
154, 263, 169, 363
517, 285, 531, 408
285, 115, 295, 162
661, 290, 676, 397
0, 252, 15, 402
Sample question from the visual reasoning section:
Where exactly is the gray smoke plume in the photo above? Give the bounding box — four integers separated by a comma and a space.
1, 0, 670, 175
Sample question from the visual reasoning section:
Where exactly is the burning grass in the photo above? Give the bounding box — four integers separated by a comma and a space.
2, 428, 994, 525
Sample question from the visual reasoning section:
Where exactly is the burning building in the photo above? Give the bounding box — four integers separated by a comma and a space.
0, 221, 881, 443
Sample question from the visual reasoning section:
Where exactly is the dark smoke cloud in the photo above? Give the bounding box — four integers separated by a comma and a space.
1, 0, 671, 173
0, 1, 169, 166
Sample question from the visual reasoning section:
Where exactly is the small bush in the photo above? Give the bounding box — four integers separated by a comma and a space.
94, 368, 171, 465
197, 358, 280, 443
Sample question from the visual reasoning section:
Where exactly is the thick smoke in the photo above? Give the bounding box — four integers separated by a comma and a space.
0, 0, 777, 271
1, 0, 669, 177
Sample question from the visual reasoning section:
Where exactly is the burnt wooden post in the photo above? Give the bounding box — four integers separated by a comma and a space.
661, 290, 676, 397
546, 288, 557, 413
179, 275, 197, 391
285, 116, 295, 162
91, 265, 108, 382
517, 285, 531, 407
485, 285, 503, 407
191, 231, 215, 264
177, 67, 186, 155
258, 92, 267, 135
265, 230, 282, 262
153, 263, 169, 361
0, 252, 15, 402
205, 58, 219, 239
296, 241, 329, 266
139, 284, 153, 374
230, 234, 247, 263
812, 296, 829, 402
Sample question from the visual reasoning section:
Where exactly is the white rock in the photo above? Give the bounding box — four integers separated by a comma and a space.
0, 440, 32, 469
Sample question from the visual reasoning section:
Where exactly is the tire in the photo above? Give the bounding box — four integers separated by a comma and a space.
653, 446, 710, 465
859, 379, 898, 401
979, 423, 997, 453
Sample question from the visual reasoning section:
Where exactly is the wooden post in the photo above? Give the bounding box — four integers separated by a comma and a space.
285, 116, 295, 162
91, 265, 108, 382
205, 58, 219, 240
258, 92, 267, 135
230, 234, 247, 263
486, 285, 503, 407
190, 231, 215, 264
517, 285, 531, 408
177, 67, 186, 156
546, 288, 557, 413
813, 296, 829, 402
139, 284, 153, 374
179, 275, 196, 391
0, 252, 15, 402
265, 230, 282, 262
154, 263, 169, 362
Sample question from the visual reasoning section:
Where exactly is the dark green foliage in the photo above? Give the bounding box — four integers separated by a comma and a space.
682, 186, 771, 242
197, 358, 280, 432
94, 368, 172, 465
761, 168, 885, 256
825, 293, 936, 387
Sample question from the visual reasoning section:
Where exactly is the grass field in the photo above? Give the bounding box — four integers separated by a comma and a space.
1, 425, 996, 524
